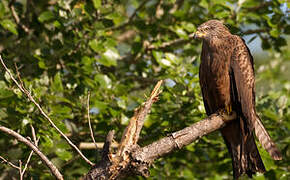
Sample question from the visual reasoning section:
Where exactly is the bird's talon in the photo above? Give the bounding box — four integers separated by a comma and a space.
226, 105, 232, 115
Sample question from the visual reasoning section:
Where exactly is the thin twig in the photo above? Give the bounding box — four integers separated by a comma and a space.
146, 33, 195, 51
0, 126, 63, 180
242, 29, 267, 35
21, 146, 35, 178
0, 125, 39, 179
244, 1, 272, 11
0, 156, 20, 170
19, 160, 22, 180
87, 91, 98, 149
0, 55, 94, 166
146, 28, 267, 51
21, 126, 40, 178
9, 0, 30, 33
79, 142, 119, 149
30, 124, 37, 145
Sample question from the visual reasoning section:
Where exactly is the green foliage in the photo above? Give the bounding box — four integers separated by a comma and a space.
0, 0, 289, 179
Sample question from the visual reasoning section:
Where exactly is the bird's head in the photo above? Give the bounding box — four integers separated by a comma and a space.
194, 20, 230, 40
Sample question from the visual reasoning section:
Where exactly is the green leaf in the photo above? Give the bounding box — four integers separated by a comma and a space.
270, 29, 279, 38
153, 51, 173, 67
0, 81, 13, 99
95, 74, 112, 89
0, 19, 18, 35
51, 72, 64, 92
175, 27, 187, 38
121, 113, 129, 125
165, 53, 181, 65
89, 39, 103, 53
152, 51, 162, 62
38, 11, 55, 23
0, 2, 5, 18
92, 0, 101, 9
92, 100, 107, 111
42, 135, 54, 149
53, 20, 61, 28
55, 148, 72, 161
117, 97, 126, 109
99, 48, 119, 67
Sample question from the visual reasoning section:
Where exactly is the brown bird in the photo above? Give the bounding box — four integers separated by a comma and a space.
194, 20, 282, 179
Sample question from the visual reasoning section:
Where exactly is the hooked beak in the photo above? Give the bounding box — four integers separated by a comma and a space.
194, 30, 206, 39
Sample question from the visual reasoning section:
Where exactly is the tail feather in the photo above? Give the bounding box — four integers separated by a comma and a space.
254, 116, 282, 160
222, 119, 266, 179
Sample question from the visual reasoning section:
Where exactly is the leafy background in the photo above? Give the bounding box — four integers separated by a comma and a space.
0, 0, 289, 179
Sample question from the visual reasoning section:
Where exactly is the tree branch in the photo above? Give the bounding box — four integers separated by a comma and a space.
146, 33, 195, 51
244, 1, 273, 11
87, 92, 98, 149
117, 80, 163, 157
20, 125, 39, 179
9, 0, 30, 33
79, 142, 119, 150
0, 55, 94, 166
0, 155, 20, 170
0, 126, 63, 180
146, 28, 267, 51
132, 112, 236, 163
83, 81, 237, 179
242, 29, 267, 35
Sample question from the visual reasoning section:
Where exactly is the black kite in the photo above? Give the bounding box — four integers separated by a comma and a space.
194, 20, 282, 179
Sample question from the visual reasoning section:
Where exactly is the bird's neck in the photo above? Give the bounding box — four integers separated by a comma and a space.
203, 35, 231, 50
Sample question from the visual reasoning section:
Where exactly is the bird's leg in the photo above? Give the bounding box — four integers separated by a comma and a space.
218, 104, 236, 122
226, 104, 232, 115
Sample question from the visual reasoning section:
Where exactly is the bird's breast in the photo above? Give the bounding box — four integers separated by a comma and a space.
200, 43, 232, 110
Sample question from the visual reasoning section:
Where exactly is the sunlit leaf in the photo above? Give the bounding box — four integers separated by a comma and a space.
0, 19, 18, 35
38, 11, 55, 22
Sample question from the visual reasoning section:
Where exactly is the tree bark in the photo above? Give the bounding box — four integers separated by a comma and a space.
83, 81, 236, 179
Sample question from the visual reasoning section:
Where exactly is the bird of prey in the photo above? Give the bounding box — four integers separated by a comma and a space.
194, 20, 282, 179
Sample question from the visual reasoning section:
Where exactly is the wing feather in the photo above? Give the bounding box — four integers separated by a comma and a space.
230, 36, 282, 160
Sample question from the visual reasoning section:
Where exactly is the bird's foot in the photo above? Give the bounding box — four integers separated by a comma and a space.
217, 105, 236, 122
225, 104, 232, 115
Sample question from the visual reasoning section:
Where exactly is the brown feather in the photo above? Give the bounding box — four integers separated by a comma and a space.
197, 20, 282, 179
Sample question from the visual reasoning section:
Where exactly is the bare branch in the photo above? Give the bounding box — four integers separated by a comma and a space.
146, 28, 267, 51
20, 148, 33, 178
0, 55, 94, 166
0, 126, 63, 180
117, 80, 163, 157
244, 1, 273, 11
9, 0, 30, 33
146, 33, 195, 51
30, 124, 37, 145
0, 155, 20, 170
85, 112, 237, 179
132, 112, 236, 163
79, 142, 119, 150
102, 130, 115, 161
19, 160, 22, 180
87, 92, 98, 149
21, 133, 40, 178
1, 124, 39, 179
242, 29, 267, 35
83, 80, 237, 179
